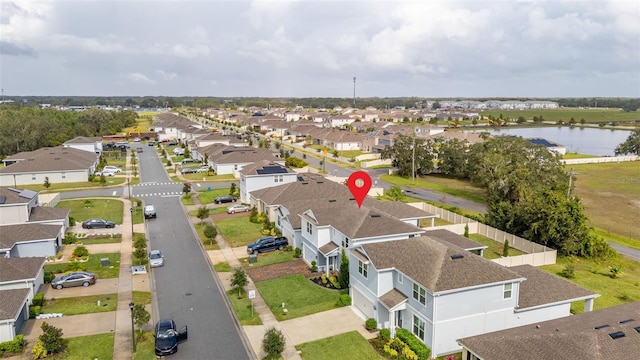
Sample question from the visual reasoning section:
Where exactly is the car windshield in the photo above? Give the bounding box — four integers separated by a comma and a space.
156, 329, 176, 339
150, 253, 161, 259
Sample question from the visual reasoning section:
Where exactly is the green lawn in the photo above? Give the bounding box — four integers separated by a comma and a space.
64, 333, 114, 360
58, 199, 124, 224
183, 173, 236, 182
132, 330, 155, 360
42, 294, 118, 315
226, 288, 263, 325
338, 150, 365, 158
131, 197, 144, 224
562, 153, 598, 159
215, 216, 263, 247
44, 253, 121, 278
382, 174, 487, 204
133, 291, 152, 305
194, 223, 220, 250
240, 250, 299, 269
541, 254, 640, 313
22, 178, 127, 192
197, 188, 232, 204
188, 207, 227, 216
468, 234, 526, 259
256, 274, 347, 321
181, 193, 195, 205
76, 235, 122, 244
214, 261, 232, 272
297, 331, 384, 360
481, 108, 639, 123
592, 228, 640, 250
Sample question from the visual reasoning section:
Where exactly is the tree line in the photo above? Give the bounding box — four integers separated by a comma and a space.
0, 107, 137, 157
381, 134, 616, 258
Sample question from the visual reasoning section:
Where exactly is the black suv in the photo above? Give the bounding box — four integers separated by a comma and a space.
154, 319, 188, 356
214, 196, 236, 204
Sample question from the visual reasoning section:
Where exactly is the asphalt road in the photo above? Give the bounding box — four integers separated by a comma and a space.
609, 242, 640, 262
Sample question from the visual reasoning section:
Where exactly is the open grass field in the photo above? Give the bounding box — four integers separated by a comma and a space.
481, 108, 640, 123
256, 274, 347, 321
381, 174, 487, 204
58, 198, 124, 224
296, 331, 384, 360
569, 162, 640, 241
215, 216, 263, 247
226, 288, 263, 325
562, 153, 598, 159
42, 293, 118, 315
468, 234, 526, 259
64, 333, 114, 360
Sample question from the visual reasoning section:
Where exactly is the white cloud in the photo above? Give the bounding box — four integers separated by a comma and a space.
156, 70, 177, 81
124, 72, 156, 85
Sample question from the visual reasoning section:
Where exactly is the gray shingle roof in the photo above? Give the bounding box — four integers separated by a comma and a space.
0, 223, 61, 249
0, 146, 98, 173
0, 257, 45, 282
239, 160, 295, 176
63, 136, 101, 144
0, 187, 35, 205
424, 229, 487, 251
510, 264, 597, 309
28, 207, 70, 222
457, 301, 640, 360
379, 288, 408, 310
361, 237, 524, 292
0, 288, 30, 321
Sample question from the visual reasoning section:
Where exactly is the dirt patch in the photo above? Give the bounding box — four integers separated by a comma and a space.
246, 258, 315, 282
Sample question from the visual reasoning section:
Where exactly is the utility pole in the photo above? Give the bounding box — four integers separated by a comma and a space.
353, 77, 356, 107
412, 137, 416, 185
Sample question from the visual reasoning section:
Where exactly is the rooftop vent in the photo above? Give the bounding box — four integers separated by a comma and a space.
608, 331, 625, 339
328, 199, 336, 203
619, 319, 635, 324
634, 326, 640, 333
450, 254, 464, 260
370, 214, 381, 218
317, 181, 323, 184
349, 197, 355, 201
594, 324, 610, 330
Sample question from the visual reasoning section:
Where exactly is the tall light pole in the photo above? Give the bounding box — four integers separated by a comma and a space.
129, 302, 136, 352
412, 137, 416, 185
353, 77, 356, 107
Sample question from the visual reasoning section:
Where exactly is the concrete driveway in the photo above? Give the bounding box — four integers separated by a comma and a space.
21, 312, 116, 342
43, 278, 120, 298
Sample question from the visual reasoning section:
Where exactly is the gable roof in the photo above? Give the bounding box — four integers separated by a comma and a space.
424, 229, 487, 251
360, 237, 524, 293
28, 207, 70, 222
239, 160, 295, 176
0, 257, 46, 282
0, 187, 38, 205
0, 288, 30, 321
63, 136, 102, 144
458, 301, 640, 360
0, 223, 62, 249
0, 146, 98, 173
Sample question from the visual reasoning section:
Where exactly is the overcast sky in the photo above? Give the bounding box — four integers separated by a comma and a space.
1, 0, 639, 98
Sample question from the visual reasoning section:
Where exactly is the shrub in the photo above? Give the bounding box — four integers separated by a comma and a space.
321, 273, 328, 285
379, 328, 391, 341
29, 306, 41, 318
44, 271, 55, 283
294, 247, 302, 258
39, 322, 65, 355
69, 217, 76, 226
561, 264, 575, 279
31, 340, 47, 359
63, 232, 77, 245
383, 343, 398, 359
464, 224, 469, 238
396, 328, 431, 360
56, 252, 63, 260
389, 338, 404, 352
0, 334, 25, 354
32, 293, 45, 306
311, 260, 317, 272
610, 266, 623, 278
133, 236, 147, 250
72, 246, 89, 258
365, 318, 377, 330
337, 294, 351, 307
262, 327, 285, 359
284, 245, 293, 252
502, 239, 509, 257
64, 261, 86, 272
328, 276, 339, 288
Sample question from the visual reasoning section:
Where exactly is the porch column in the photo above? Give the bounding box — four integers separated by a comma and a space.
389, 309, 396, 338
430, 217, 435, 227
325, 254, 330, 277
584, 298, 594, 312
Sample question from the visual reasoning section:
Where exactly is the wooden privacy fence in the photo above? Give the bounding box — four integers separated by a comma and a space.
409, 202, 557, 267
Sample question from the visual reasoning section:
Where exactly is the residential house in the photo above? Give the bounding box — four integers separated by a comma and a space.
62, 136, 103, 154
1, 223, 64, 258
0, 187, 40, 225
238, 160, 298, 203
0, 147, 99, 186
153, 113, 196, 141
327, 115, 356, 129
350, 238, 597, 357
458, 301, 640, 360
0, 288, 30, 342
200, 145, 283, 176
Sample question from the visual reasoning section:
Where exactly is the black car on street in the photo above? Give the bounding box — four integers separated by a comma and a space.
155, 319, 188, 356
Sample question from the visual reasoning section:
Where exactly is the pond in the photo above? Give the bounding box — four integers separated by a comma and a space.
465, 126, 632, 156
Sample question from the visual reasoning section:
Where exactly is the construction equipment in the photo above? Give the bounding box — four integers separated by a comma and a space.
127, 126, 142, 138
447, 120, 460, 128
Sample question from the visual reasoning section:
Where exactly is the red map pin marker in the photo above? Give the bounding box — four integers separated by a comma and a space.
347, 171, 372, 208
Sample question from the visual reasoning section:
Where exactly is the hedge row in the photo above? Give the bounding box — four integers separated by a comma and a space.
396, 328, 431, 360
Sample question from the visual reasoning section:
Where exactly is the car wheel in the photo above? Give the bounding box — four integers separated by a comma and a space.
108, 225, 115, 228
253, 250, 259, 255
231, 210, 235, 214
278, 245, 284, 251
82, 281, 90, 287
56, 284, 63, 290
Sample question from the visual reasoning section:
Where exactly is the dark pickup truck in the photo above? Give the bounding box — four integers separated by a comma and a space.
247, 236, 288, 255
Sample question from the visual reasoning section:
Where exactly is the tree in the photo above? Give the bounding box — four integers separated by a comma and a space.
431, 101, 441, 110
204, 224, 217, 246
262, 327, 285, 359
517, 116, 526, 124
196, 206, 210, 224
615, 127, 640, 155
133, 304, 150, 340
39, 322, 65, 355
230, 267, 248, 298
182, 182, 191, 194
43, 176, 51, 188
503, 239, 509, 257
338, 249, 349, 289
230, 183, 239, 197
385, 186, 405, 201
380, 134, 435, 177
436, 138, 468, 178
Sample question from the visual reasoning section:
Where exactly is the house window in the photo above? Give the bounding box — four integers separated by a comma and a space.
358, 260, 368, 278
398, 273, 403, 284
342, 237, 349, 248
61, 172, 66, 179
234, 164, 238, 170
306, 222, 313, 235
503, 283, 513, 299
32, 174, 36, 180
412, 315, 425, 340
412, 283, 426, 305
274, 175, 283, 183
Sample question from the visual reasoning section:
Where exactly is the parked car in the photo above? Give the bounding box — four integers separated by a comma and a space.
82, 218, 116, 229
181, 158, 195, 165
133, 137, 141, 142
195, 166, 210, 173
51, 271, 96, 289
181, 168, 196, 174
227, 204, 250, 214
137, 147, 143, 153
144, 205, 156, 219
173, 148, 184, 155
149, 250, 164, 267
103, 166, 122, 173
167, 140, 178, 146
148, 141, 156, 146
214, 196, 236, 204
103, 141, 116, 149
95, 171, 115, 177
154, 319, 188, 356
247, 236, 288, 255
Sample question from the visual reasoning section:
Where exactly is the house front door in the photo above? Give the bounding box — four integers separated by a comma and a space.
396, 310, 402, 328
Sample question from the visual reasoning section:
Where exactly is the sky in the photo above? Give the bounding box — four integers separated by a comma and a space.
1, 0, 639, 98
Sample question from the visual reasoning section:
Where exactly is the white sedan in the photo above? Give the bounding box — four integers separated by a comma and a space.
226, 204, 251, 214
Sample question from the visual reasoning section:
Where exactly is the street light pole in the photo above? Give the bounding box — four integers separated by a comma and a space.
129, 302, 136, 352
130, 207, 134, 237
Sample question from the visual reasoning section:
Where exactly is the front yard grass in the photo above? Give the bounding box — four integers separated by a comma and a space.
188, 207, 227, 216
181, 193, 194, 205
42, 293, 118, 315
240, 250, 298, 269
183, 173, 236, 182
44, 253, 121, 278
467, 234, 526, 259
214, 261, 232, 272
75, 235, 122, 244
22, 178, 127, 192
541, 254, 640, 313
226, 288, 263, 325
256, 274, 347, 321
133, 291, 152, 305
132, 330, 155, 360
197, 188, 232, 204
194, 223, 220, 250
64, 333, 114, 360
58, 199, 124, 224
215, 216, 263, 247
297, 331, 384, 360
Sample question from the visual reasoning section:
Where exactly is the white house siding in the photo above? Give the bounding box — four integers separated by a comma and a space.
0, 205, 30, 225
10, 240, 57, 258
435, 283, 519, 321
214, 164, 236, 175
350, 258, 379, 319
334, 142, 361, 151
241, 173, 297, 203
0, 170, 89, 186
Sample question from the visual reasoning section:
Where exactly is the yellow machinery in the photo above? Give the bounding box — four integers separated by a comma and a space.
127, 126, 142, 138
447, 120, 460, 128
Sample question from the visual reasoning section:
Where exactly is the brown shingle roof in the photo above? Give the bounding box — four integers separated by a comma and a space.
361, 237, 523, 292
379, 288, 408, 310
239, 160, 295, 176
0, 288, 30, 321
457, 301, 640, 360
63, 136, 101, 144
319, 242, 339, 256
510, 264, 597, 309
0, 187, 35, 205
0, 257, 45, 282
424, 229, 487, 251
0, 223, 61, 249
0, 146, 98, 173
28, 207, 70, 222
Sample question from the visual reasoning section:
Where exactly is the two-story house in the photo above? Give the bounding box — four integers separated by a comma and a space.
62, 136, 103, 154
238, 161, 298, 203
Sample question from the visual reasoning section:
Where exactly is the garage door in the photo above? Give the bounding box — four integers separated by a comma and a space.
15, 303, 27, 335
353, 287, 375, 319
